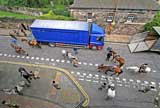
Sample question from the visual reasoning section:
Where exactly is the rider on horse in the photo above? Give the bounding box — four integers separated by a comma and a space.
138, 63, 148, 73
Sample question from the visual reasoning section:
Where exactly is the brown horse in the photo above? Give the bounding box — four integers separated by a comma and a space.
114, 56, 125, 68
10, 44, 28, 56
97, 64, 113, 74
28, 40, 41, 48
98, 64, 123, 76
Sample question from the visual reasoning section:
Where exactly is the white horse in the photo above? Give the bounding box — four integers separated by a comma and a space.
126, 66, 151, 73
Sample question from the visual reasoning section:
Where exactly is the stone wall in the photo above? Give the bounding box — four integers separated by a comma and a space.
0, 5, 42, 16
0, 17, 33, 29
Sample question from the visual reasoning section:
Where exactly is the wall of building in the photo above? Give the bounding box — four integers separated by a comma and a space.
70, 8, 156, 27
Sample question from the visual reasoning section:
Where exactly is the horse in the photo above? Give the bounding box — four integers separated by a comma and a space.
97, 64, 123, 76
113, 56, 125, 68
126, 66, 151, 73
97, 64, 113, 74
28, 40, 41, 48
10, 43, 28, 56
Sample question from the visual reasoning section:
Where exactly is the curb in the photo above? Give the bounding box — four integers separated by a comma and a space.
0, 60, 90, 107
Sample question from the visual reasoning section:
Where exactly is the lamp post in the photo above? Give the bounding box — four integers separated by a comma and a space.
113, 0, 118, 25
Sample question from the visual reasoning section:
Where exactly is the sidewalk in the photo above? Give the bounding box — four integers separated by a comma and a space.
0, 61, 85, 108
105, 34, 131, 43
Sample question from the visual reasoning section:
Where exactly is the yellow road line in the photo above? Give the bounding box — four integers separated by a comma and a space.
0, 60, 90, 107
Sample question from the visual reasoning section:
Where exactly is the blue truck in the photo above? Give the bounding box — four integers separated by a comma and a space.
30, 20, 105, 50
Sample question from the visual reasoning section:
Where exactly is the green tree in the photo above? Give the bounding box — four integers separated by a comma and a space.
144, 12, 160, 31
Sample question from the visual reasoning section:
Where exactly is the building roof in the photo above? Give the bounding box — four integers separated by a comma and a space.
153, 26, 160, 35
70, 0, 160, 11
30, 20, 89, 31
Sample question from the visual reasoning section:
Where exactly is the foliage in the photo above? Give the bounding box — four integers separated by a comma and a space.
0, 0, 75, 18
0, 0, 74, 8
0, 10, 35, 19
144, 12, 160, 31
37, 10, 75, 20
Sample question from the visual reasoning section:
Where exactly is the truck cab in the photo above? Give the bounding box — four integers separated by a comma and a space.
89, 23, 105, 50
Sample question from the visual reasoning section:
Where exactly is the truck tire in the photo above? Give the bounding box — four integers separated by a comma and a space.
96, 46, 103, 50
89, 44, 93, 49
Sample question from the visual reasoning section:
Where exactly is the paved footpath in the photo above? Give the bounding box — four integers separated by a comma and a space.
0, 61, 86, 108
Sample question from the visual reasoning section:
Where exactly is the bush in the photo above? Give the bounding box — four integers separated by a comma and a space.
144, 11, 160, 31
37, 10, 75, 20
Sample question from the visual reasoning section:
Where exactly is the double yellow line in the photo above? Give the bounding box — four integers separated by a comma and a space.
0, 60, 90, 107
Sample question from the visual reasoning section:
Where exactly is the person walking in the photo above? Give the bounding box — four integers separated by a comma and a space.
18, 67, 32, 83
138, 63, 148, 73
73, 48, 78, 55
106, 50, 112, 61
52, 80, 61, 89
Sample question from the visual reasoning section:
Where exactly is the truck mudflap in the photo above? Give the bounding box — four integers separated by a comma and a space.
89, 44, 103, 50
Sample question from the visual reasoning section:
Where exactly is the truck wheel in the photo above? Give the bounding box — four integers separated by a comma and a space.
89, 45, 93, 49
96, 46, 103, 50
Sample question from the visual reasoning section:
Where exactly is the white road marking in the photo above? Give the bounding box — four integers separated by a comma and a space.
136, 80, 141, 83
79, 75, 84, 78
51, 59, 54, 61
92, 80, 99, 83
151, 82, 156, 85
115, 77, 120, 80
122, 78, 127, 82
89, 74, 93, 77
124, 84, 130, 87
76, 72, 80, 75
86, 76, 92, 78
89, 63, 93, 66
83, 62, 87, 65
101, 75, 106, 78
117, 84, 123, 86
144, 81, 149, 84
151, 89, 157, 91
21, 56, 25, 58
86, 79, 91, 82
95, 64, 99, 67
35, 57, 39, 60
46, 58, 50, 61
71, 71, 74, 74
12, 55, 16, 58
79, 78, 84, 81
93, 77, 99, 80
95, 74, 99, 77
4, 54, 7, 56
41, 58, 44, 60
153, 70, 156, 73
78, 62, 82, 65
101, 78, 106, 80
8, 54, 12, 57
61, 60, 65, 63
26, 56, 30, 59
31, 57, 35, 60
129, 79, 134, 82
82, 73, 87, 76
0, 53, 2, 56
16, 55, 20, 58
66, 60, 70, 63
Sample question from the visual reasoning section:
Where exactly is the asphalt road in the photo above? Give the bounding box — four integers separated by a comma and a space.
0, 36, 160, 108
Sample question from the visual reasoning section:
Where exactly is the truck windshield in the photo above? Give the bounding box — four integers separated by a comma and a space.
96, 37, 104, 42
